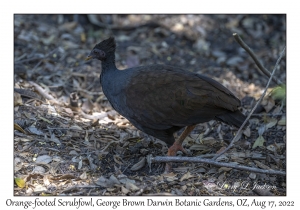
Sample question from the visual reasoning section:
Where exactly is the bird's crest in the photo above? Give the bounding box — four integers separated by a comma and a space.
94, 37, 116, 54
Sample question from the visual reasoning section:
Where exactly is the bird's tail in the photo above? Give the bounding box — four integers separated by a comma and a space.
216, 110, 247, 128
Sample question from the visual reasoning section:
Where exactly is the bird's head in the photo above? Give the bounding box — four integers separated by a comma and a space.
85, 37, 116, 61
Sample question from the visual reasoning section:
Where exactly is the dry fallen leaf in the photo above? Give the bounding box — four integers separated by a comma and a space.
130, 157, 146, 171
14, 123, 26, 134
78, 159, 83, 169
243, 127, 251, 137
254, 160, 271, 170
180, 171, 194, 182
125, 182, 140, 192
82, 99, 94, 114
14, 92, 23, 106
121, 186, 130, 194
218, 167, 233, 172
262, 97, 275, 113
32, 166, 46, 174
35, 155, 52, 164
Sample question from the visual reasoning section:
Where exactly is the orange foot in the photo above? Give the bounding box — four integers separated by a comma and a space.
167, 142, 188, 156
165, 142, 188, 173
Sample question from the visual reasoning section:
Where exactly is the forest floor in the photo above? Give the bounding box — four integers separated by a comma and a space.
14, 14, 286, 196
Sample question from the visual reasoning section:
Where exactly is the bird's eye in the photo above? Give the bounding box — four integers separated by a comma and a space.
93, 49, 105, 59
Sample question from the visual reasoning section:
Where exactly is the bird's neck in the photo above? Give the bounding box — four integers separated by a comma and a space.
101, 52, 117, 73
100, 52, 119, 96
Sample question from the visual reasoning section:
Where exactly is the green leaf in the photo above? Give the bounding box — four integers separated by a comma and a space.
15, 177, 25, 188
252, 135, 265, 149
271, 84, 286, 102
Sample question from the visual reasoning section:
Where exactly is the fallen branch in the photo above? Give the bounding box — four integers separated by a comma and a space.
213, 42, 286, 161
151, 156, 286, 176
28, 81, 61, 105
61, 185, 100, 193
79, 110, 108, 121
233, 33, 283, 85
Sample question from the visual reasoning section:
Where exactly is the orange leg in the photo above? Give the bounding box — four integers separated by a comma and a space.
165, 125, 196, 172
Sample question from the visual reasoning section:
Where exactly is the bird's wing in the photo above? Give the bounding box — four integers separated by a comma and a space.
125, 65, 241, 130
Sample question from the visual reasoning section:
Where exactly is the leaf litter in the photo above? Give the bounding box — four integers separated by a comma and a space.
14, 14, 286, 196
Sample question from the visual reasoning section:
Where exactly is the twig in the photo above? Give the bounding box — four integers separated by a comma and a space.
15, 48, 58, 64
61, 185, 100, 193
151, 156, 285, 176
28, 81, 60, 105
213, 46, 286, 160
214, 46, 286, 160
233, 33, 283, 85
79, 110, 108, 121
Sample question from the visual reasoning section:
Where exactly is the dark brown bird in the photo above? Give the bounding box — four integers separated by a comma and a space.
86, 37, 246, 170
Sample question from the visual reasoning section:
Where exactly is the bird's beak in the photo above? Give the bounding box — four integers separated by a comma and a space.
85, 56, 93, 61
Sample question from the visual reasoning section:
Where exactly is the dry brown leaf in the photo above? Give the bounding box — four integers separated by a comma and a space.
121, 186, 130, 194
243, 127, 251, 137
262, 97, 275, 113
25, 126, 44, 136
69, 125, 83, 130
254, 160, 271, 170
249, 173, 256, 179
109, 175, 120, 185
96, 176, 109, 187
14, 92, 23, 106
78, 159, 83, 169
118, 175, 135, 185
189, 144, 210, 151
130, 157, 146, 171
82, 99, 94, 114
34, 185, 47, 193
201, 136, 217, 145
216, 146, 226, 154
125, 182, 139, 192
43, 175, 50, 186
35, 155, 52, 164
218, 167, 232, 172
113, 155, 123, 165
41, 34, 56, 45
162, 172, 176, 178
32, 166, 46, 174
49, 133, 61, 145
69, 150, 79, 156
63, 108, 74, 117
14, 123, 26, 134
81, 33, 86, 42
59, 21, 77, 31
179, 171, 194, 182
215, 154, 229, 162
